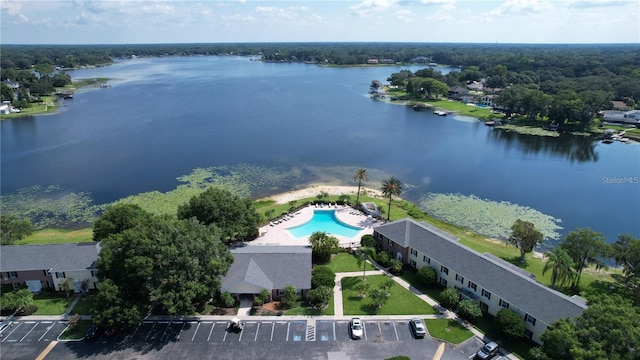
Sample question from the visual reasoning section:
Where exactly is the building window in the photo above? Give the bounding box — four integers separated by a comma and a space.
55, 272, 65, 279
481, 289, 491, 300
423, 255, 430, 264
480, 302, 489, 312
455, 274, 464, 284
12, 283, 21, 289
388, 239, 392, 246
440, 278, 448, 287
524, 329, 533, 339
468, 281, 477, 291
499, 299, 510, 309
440, 266, 449, 275
90, 271, 95, 277
43, 270, 48, 276
410, 248, 417, 256
46, 281, 54, 288
8, 272, 18, 278
410, 260, 417, 268
525, 314, 536, 326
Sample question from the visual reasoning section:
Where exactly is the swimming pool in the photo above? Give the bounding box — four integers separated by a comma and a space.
286, 210, 363, 238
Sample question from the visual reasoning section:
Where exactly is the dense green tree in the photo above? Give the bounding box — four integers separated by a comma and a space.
495, 308, 525, 340
457, 299, 482, 322
611, 234, 640, 304
509, 219, 544, 263
542, 247, 575, 289
353, 168, 368, 205
559, 228, 608, 289
389, 259, 403, 275
355, 280, 371, 298
540, 318, 581, 360
360, 234, 377, 248
381, 176, 403, 221
440, 287, 459, 309
356, 246, 377, 280
1, 83, 13, 102
94, 216, 232, 327
387, 69, 412, 87
91, 279, 144, 329
0, 214, 34, 245
177, 186, 260, 244
306, 285, 332, 308
417, 266, 437, 286
0, 288, 34, 312
308, 231, 339, 264
254, 289, 271, 306
311, 266, 335, 289
92, 203, 153, 242
280, 285, 298, 309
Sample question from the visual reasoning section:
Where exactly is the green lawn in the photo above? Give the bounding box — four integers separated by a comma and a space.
399, 269, 444, 304
33, 294, 75, 315
425, 319, 474, 344
284, 294, 334, 316
19, 228, 94, 245
59, 320, 92, 340
68, 294, 95, 315
341, 275, 436, 315
326, 253, 376, 273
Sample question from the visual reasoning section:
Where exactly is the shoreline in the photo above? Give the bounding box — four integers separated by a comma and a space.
257, 184, 547, 260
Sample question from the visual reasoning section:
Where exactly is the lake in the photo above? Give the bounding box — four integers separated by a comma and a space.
1, 56, 638, 244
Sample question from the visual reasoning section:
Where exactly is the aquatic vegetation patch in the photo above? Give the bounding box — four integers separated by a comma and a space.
0, 185, 103, 229
115, 164, 304, 215
419, 193, 562, 242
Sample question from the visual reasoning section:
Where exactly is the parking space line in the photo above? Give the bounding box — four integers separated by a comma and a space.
20, 322, 38, 342
392, 321, 399, 341
332, 322, 336, 341
176, 321, 186, 341
378, 322, 383, 341
191, 322, 200, 342
207, 323, 215, 342
38, 322, 54, 342
238, 325, 244, 341
270, 322, 275, 341
363, 321, 368, 341
1, 322, 21, 342
286, 322, 291, 341
255, 323, 260, 341
222, 322, 229, 342
144, 322, 156, 342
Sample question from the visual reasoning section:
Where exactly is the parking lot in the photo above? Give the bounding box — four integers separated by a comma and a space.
1, 320, 68, 344
1, 319, 505, 360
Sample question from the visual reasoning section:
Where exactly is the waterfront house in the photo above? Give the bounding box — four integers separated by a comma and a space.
221, 246, 311, 301
373, 219, 587, 345
448, 86, 469, 100
466, 81, 484, 92
602, 110, 640, 125
0, 243, 100, 293
366, 59, 379, 65
480, 95, 497, 108
2, 80, 19, 90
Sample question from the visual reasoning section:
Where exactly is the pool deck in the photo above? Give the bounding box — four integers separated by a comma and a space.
250, 204, 382, 248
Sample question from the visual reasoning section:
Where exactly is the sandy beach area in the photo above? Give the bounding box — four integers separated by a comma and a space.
260, 184, 385, 204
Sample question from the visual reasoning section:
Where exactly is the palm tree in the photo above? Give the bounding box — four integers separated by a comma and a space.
381, 176, 403, 221
356, 246, 377, 280
353, 168, 368, 205
543, 247, 575, 289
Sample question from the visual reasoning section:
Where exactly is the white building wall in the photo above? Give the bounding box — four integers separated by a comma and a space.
52, 269, 99, 292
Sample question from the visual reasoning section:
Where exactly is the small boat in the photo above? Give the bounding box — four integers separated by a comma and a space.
485, 121, 495, 126
413, 104, 430, 111
433, 110, 447, 116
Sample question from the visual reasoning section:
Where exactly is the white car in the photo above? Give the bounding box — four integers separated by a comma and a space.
350, 318, 363, 339
0, 321, 11, 338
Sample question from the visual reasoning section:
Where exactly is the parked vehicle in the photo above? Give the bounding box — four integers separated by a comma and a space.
409, 317, 426, 338
350, 318, 363, 339
476, 341, 499, 359
0, 321, 11, 338
84, 324, 101, 341
228, 318, 245, 333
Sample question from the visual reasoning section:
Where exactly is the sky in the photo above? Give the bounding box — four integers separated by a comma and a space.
1, 0, 639, 44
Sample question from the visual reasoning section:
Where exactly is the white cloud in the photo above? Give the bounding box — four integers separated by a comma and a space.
487, 0, 551, 17
350, 0, 399, 17
395, 8, 415, 22
566, 0, 630, 9
1, 0, 29, 22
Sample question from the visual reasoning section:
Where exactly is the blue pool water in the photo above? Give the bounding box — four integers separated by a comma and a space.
286, 210, 363, 238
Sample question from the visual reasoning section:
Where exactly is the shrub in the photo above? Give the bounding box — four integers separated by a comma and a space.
219, 292, 235, 308
360, 234, 377, 248
375, 252, 391, 267
254, 289, 271, 306
495, 308, 525, 340
457, 299, 482, 322
417, 266, 437, 286
306, 285, 332, 308
280, 285, 298, 309
440, 287, 459, 309
311, 266, 335, 289
389, 259, 403, 275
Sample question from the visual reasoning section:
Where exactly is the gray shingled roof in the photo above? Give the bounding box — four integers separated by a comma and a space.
374, 219, 586, 325
0, 243, 99, 272
221, 246, 312, 293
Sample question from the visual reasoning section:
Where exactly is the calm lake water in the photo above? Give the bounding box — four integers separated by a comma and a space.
1, 56, 638, 244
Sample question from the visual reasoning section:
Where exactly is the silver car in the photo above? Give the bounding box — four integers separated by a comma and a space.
410, 317, 426, 338
350, 318, 363, 339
